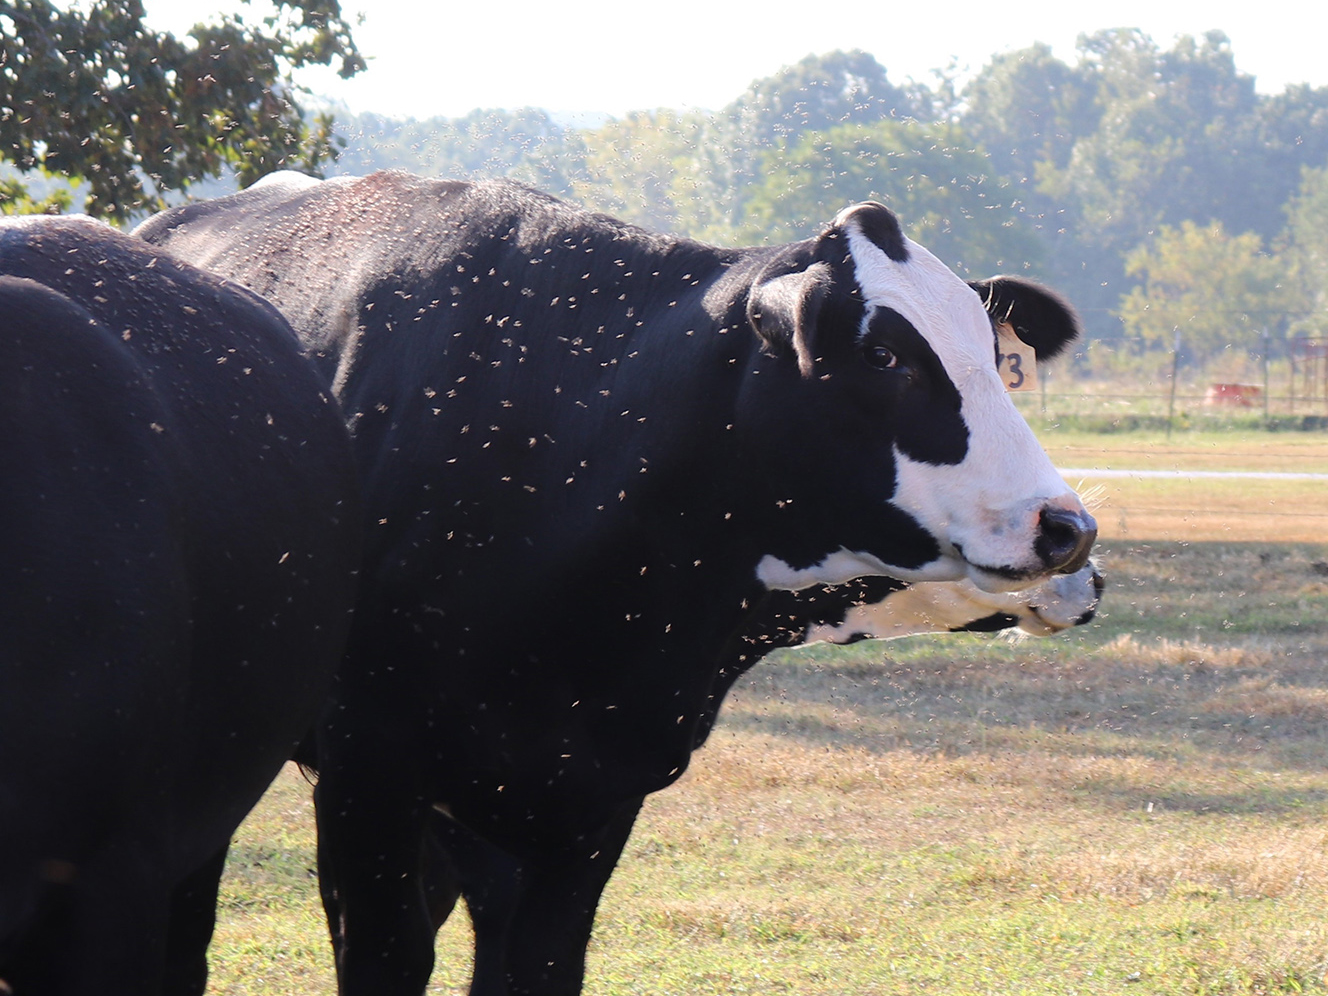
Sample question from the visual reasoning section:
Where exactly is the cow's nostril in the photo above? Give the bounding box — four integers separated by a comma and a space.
1035, 506, 1097, 574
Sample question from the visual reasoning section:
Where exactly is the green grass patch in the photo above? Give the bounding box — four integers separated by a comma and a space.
1034, 429, 1328, 473
1020, 410, 1328, 436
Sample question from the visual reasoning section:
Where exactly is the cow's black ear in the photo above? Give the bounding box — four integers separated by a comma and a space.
968, 275, 1081, 361
747, 261, 832, 377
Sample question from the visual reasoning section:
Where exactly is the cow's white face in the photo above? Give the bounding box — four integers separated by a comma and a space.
853, 225, 1088, 590
754, 206, 1094, 595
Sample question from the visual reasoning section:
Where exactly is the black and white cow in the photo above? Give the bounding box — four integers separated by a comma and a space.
136, 169, 1096, 995
0, 218, 360, 995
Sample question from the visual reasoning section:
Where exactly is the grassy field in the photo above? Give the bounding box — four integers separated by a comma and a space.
1040, 430, 1328, 544
206, 429, 1328, 995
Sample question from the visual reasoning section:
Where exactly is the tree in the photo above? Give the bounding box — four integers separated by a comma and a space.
961, 42, 1098, 193
709, 50, 937, 235
333, 107, 574, 196
736, 119, 1044, 276
724, 49, 932, 149
1002, 29, 1277, 340
1247, 85, 1328, 244
1039, 30, 1260, 253
1281, 164, 1328, 338
1117, 220, 1287, 358
566, 109, 710, 235
0, 0, 363, 222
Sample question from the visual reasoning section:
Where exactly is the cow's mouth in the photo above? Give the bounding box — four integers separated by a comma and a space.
956, 553, 1059, 594
967, 567, 1038, 593
954, 507, 1097, 593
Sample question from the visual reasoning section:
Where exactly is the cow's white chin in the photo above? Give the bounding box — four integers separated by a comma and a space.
757, 548, 1064, 594
756, 548, 968, 591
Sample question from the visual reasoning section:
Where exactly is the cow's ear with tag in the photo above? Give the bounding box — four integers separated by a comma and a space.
968, 275, 1081, 361
747, 261, 832, 378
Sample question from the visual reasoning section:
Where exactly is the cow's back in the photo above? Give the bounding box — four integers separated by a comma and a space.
137, 170, 754, 620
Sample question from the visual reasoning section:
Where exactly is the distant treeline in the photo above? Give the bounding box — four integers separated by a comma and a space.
328, 33, 1328, 355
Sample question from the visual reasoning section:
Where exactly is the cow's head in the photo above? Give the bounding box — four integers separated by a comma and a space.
742, 201, 1095, 594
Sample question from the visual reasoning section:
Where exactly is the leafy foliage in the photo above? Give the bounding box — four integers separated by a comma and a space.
961, 41, 1097, 206
722, 49, 934, 152
325, 37, 1328, 348
330, 106, 573, 195
0, 166, 71, 215
7, 17, 1328, 353
0, 0, 363, 222
737, 120, 1044, 275
712, 50, 938, 238
1039, 31, 1261, 252
1281, 165, 1328, 338
1118, 221, 1287, 357
566, 110, 711, 236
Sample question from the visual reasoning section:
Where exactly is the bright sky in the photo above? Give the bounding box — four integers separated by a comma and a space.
143, 0, 1327, 121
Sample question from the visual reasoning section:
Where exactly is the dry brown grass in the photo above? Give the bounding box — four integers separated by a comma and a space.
1075, 478, 1328, 543
1042, 430, 1328, 542
1041, 435, 1328, 474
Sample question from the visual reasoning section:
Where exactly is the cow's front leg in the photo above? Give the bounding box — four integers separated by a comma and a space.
161, 844, 229, 995
316, 762, 435, 996
419, 812, 523, 995
496, 798, 645, 996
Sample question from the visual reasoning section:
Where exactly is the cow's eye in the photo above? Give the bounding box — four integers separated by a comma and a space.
864, 344, 898, 370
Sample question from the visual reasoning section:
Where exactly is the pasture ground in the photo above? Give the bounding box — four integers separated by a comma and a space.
206, 429, 1328, 995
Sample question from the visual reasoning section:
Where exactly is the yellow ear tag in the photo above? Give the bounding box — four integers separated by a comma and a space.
996, 322, 1037, 393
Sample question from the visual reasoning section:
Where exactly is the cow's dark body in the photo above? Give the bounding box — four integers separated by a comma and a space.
0, 219, 360, 995
418, 561, 1101, 992
136, 170, 1092, 995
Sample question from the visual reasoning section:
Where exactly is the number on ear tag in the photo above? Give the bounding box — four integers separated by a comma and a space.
996, 322, 1037, 392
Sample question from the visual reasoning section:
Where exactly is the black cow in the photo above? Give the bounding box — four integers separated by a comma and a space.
0, 218, 360, 995
136, 169, 1096, 995
420, 561, 1102, 992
